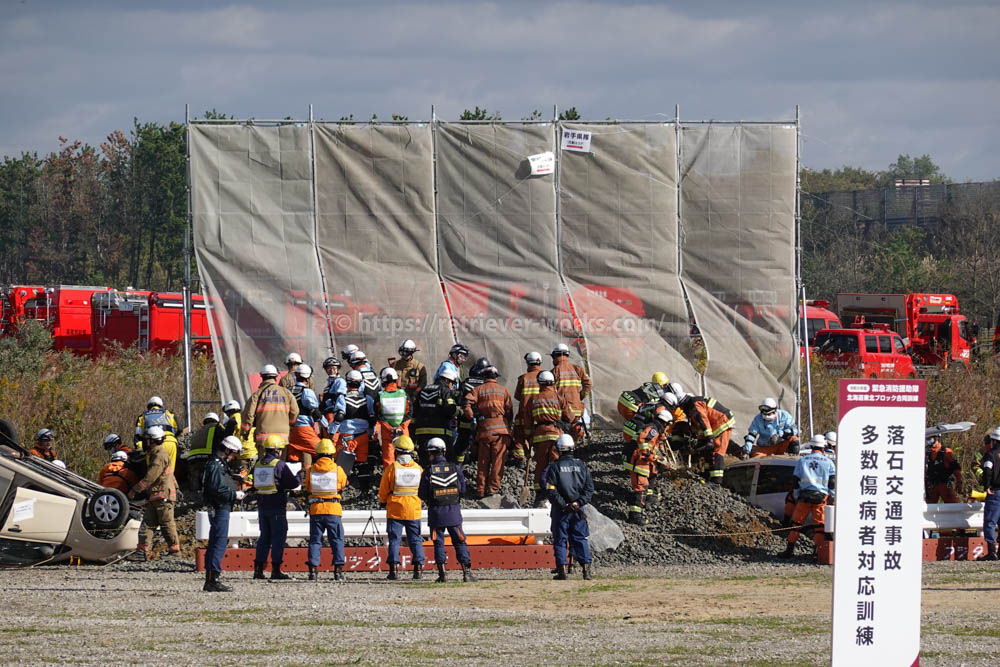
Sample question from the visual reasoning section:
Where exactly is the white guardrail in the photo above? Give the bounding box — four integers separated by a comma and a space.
824, 502, 985, 534
195, 508, 553, 544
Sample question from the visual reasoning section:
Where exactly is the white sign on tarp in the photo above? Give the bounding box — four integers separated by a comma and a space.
831, 379, 924, 665
561, 129, 592, 153
527, 151, 554, 176
12, 499, 35, 522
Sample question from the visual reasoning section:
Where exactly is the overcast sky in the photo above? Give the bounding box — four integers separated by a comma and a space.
1, 1, 996, 181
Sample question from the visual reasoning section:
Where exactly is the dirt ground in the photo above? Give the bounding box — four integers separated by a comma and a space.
2, 560, 999, 665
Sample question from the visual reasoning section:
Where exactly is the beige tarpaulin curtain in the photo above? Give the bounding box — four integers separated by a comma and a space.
190, 120, 797, 429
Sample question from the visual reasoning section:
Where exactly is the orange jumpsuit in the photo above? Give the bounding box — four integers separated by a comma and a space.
925, 443, 963, 503
98, 460, 139, 495
463, 378, 514, 497
526, 386, 574, 493
552, 357, 591, 440
374, 381, 411, 469
684, 397, 734, 483
512, 367, 541, 460
628, 444, 657, 524
30, 445, 57, 461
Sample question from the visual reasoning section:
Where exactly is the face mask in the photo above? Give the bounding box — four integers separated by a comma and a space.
761, 411, 776, 422
397, 454, 412, 465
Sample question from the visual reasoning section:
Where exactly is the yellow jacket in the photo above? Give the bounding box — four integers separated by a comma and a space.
304, 456, 348, 516
378, 460, 423, 520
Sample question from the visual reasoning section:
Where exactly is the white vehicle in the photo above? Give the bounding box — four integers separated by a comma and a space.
722, 455, 801, 519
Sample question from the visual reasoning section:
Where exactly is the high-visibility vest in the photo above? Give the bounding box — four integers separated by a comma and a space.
379, 389, 407, 427
253, 459, 278, 494
393, 463, 421, 497
309, 470, 342, 500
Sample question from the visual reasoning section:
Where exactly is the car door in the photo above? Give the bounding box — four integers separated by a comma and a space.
864, 334, 880, 377
878, 335, 895, 376
753, 463, 797, 519
0, 484, 75, 545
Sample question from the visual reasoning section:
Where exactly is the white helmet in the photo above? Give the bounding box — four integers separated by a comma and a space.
349, 350, 367, 365
341, 344, 359, 360
438, 368, 459, 383
524, 351, 542, 366
809, 434, 827, 450
759, 397, 778, 421
222, 435, 243, 453
399, 339, 418, 355
346, 370, 363, 384
989, 426, 1000, 443
260, 364, 278, 378
146, 425, 166, 441
661, 392, 679, 408
537, 370, 555, 385
203, 412, 220, 424
102, 433, 122, 450
427, 437, 447, 452
111, 450, 128, 462
556, 433, 575, 451
147, 396, 164, 409
294, 363, 313, 379
380, 367, 399, 383
824, 431, 837, 447
52, 460, 67, 469
655, 410, 673, 425
285, 352, 302, 365
551, 343, 570, 357
667, 382, 683, 398
223, 400, 241, 413
36, 428, 54, 441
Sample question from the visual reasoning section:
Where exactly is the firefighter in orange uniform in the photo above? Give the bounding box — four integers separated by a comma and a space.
526, 370, 575, 505
304, 439, 349, 581
512, 351, 543, 463
463, 364, 514, 498
30, 428, 57, 461
241, 364, 299, 450
129, 425, 180, 559
550, 343, 592, 440
925, 434, 963, 503
666, 391, 734, 484
99, 450, 139, 495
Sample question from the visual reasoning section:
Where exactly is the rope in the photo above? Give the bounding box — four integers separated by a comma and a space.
660, 524, 806, 538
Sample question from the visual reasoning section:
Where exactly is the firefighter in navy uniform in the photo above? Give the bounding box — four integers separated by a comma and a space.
977, 427, 1000, 561
543, 434, 594, 580
418, 437, 476, 582
252, 435, 301, 580
412, 368, 462, 466
454, 357, 490, 464
201, 436, 245, 592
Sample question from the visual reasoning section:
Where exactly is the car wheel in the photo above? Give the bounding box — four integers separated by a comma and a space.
87, 489, 129, 530
0, 418, 18, 447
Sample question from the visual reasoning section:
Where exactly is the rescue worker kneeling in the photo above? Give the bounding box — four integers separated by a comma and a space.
378, 436, 425, 580
304, 439, 349, 581
543, 434, 594, 580
253, 435, 300, 580
99, 450, 138, 495
779, 435, 836, 559
418, 437, 476, 583
744, 398, 799, 458
628, 414, 670, 525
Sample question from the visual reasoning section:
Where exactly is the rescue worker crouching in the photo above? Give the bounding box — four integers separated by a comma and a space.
99, 450, 138, 495
543, 434, 594, 580
779, 435, 836, 560
129, 425, 180, 560
512, 351, 543, 464
304, 439, 349, 580
30, 428, 57, 461
526, 370, 575, 506
418, 437, 476, 583
463, 363, 513, 498
394, 339, 428, 404
202, 436, 245, 592
628, 412, 672, 525
976, 427, 1000, 561
252, 435, 301, 580
375, 367, 411, 470
617, 372, 669, 420
378, 436, 425, 580
288, 364, 322, 469
744, 398, 799, 458
664, 390, 734, 484
134, 395, 178, 447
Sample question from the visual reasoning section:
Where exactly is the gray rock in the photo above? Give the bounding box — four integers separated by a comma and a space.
582, 503, 625, 552
476, 494, 503, 510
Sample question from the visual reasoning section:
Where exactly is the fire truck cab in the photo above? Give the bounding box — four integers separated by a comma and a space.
812, 325, 916, 378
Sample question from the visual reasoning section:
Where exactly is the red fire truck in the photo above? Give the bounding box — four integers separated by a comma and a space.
4, 285, 113, 352
90, 290, 212, 355
834, 293, 973, 370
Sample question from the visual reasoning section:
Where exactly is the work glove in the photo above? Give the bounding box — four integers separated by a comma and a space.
769, 433, 781, 446
235, 490, 246, 501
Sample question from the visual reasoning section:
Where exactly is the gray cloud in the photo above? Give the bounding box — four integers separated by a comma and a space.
1, 1, 996, 181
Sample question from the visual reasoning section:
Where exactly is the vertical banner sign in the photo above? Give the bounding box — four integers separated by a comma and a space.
831, 379, 924, 666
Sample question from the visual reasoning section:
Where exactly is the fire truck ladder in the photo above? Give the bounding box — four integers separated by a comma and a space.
137, 303, 151, 352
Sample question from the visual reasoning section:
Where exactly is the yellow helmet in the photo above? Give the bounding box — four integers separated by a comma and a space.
393, 435, 415, 452
651, 371, 669, 387
316, 439, 335, 456
263, 435, 287, 450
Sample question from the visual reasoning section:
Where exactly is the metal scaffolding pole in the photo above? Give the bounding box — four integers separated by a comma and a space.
182, 104, 193, 430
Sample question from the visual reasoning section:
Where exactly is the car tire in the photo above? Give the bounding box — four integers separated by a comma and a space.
86, 488, 129, 530
0, 418, 18, 447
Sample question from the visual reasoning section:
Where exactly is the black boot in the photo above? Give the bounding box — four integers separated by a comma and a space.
270, 564, 291, 580
778, 542, 796, 559
435, 563, 447, 583
413, 563, 423, 580
308, 565, 318, 581
977, 543, 998, 561
334, 565, 344, 581
253, 562, 266, 580
387, 563, 398, 580
581, 563, 592, 580
205, 570, 232, 593
202, 569, 213, 592
553, 564, 567, 580
461, 563, 477, 583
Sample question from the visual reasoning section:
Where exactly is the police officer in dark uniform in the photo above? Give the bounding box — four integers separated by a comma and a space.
418, 437, 476, 583
977, 427, 1000, 561
542, 433, 594, 580
412, 368, 461, 466
201, 436, 244, 592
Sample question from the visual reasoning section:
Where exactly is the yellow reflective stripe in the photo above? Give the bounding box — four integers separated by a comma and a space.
622, 461, 635, 472
706, 398, 717, 409
395, 488, 419, 496
628, 505, 644, 513
532, 406, 561, 418
708, 469, 724, 477
415, 427, 447, 435
633, 465, 650, 476
556, 379, 582, 387
708, 418, 735, 438
532, 433, 560, 443
546, 484, 556, 490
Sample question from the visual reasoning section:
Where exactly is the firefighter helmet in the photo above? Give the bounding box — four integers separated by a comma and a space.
551, 343, 570, 357
667, 382, 683, 398
316, 439, 335, 456
759, 398, 778, 421
661, 392, 679, 408
285, 352, 302, 365
470, 357, 492, 378
651, 371, 669, 387
223, 400, 241, 414
341, 344, 359, 361
263, 435, 286, 450
380, 367, 399, 383
988, 427, 1000, 443
349, 350, 367, 366
111, 450, 128, 462
537, 370, 555, 386
426, 437, 447, 453
221, 436, 243, 454
294, 363, 313, 379
824, 431, 837, 448
322, 356, 341, 369
102, 433, 122, 451
524, 351, 543, 366
345, 370, 363, 386
203, 412, 220, 425
809, 434, 826, 450
145, 425, 166, 442
260, 364, 278, 378
555, 433, 575, 451
449, 343, 470, 358
438, 368, 459, 383
147, 396, 164, 409
393, 435, 416, 452
483, 365, 500, 379
655, 410, 673, 425
399, 339, 418, 355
